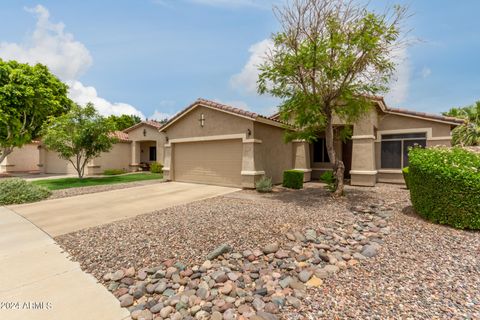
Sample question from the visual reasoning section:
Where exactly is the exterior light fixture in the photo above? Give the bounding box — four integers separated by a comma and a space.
143, 129, 147, 137
247, 129, 252, 137
199, 114, 205, 127
165, 136, 169, 143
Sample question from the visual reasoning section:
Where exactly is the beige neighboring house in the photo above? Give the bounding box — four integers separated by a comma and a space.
1, 97, 462, 187
0, 120, 166, 176
160, 98, 463, 188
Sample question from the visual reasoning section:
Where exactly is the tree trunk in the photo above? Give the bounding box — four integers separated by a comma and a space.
0, 147, 14, 165
324, 114, 345, 196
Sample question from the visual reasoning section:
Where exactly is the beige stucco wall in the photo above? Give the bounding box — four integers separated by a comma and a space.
44, 149, 76, 174
0, 144, 40, 173
253, 122, 294, 184
88, 142, 132, 175
164, 106, 254, 139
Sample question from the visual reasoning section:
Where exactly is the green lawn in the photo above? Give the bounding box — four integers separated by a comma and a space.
31, 173, 163, 190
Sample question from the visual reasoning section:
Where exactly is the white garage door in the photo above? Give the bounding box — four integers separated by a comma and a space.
173, 139, 243, 187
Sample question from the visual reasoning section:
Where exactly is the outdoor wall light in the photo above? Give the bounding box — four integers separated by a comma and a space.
165, 136, 169, 143
247, 128, 252, 137
199, 114, 205, 127
143, 128, 147, 137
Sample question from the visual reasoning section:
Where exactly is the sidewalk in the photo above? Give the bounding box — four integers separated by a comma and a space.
0, 207, 130, 320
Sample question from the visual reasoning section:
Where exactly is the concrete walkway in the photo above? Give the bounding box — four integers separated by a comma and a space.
10, 182, 239, 237
0, 207, 130, 320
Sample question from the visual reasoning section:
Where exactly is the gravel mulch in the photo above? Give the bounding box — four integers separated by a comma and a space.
56, 183, 480, 319
48, 179, 165, 200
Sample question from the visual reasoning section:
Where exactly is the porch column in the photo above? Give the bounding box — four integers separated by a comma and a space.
130, 141, 141, 172
292, 140, 312, 182
156, 134, 166, 165
350, 113, 377, 186
241, 139, 264, 189
162, 144, 172, 181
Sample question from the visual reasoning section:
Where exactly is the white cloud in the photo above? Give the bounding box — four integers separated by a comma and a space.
68, 81, 145, 118
421, 67, 432, 79
385, 47, 411, 105
149, 110, 172, 121
0, 5, 145, 118
230, 39, 273, 95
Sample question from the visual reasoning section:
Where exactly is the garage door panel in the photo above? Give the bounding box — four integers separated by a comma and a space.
174, 139, 242, 187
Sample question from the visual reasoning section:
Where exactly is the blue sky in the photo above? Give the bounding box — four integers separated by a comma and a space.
1, 0, 479, 119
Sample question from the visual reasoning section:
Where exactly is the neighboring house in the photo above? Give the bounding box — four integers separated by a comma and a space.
1, 98, 462, 187
160, 98, 463, 188
0, 120, 166, 176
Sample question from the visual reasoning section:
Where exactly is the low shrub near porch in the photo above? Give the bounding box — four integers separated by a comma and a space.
408, 147, 480, 229
283, 170, 304, 189
0, 178, 51, 205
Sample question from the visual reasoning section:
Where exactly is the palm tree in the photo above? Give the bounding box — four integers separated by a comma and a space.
444, 101, 480, 146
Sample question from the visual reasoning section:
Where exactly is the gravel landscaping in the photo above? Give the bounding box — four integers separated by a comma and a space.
56, 183, 480, 319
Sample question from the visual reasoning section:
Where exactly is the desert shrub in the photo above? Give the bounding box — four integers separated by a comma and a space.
402, 167, 410, 189
320, 170, 336, 192
256, 176, 273, 193
283, 170, 304, 189
0, 178, 51, 205
150, 162, 163, 173
103, 169, 126, 176
408, 147, 480, 229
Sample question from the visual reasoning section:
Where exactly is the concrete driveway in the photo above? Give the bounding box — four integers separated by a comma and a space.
9, 182, 239, 237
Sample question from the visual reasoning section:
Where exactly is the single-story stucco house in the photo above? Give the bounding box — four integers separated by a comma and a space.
1, 97, 463, 188
0, 120, 166, 176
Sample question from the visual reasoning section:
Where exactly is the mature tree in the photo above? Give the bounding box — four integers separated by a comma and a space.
0, 59, 71, 164
443, 101, 480, 146
258, 0, 408, 196
107, 114, 142, 131
42, 103, 117, 178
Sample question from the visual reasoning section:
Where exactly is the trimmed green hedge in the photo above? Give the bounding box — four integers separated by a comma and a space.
150, 162, 163, 174
283, 170, 304, 189
402, 167, 410, 189
408, 147, 480, 229
0, 178, 51, 205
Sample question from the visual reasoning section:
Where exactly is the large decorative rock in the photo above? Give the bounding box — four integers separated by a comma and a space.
207, 244, 232, 260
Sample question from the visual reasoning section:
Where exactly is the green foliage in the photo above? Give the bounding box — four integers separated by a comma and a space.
408, 147, 480, 229
31, 173, 163, 190
283, 170, 304, 189
103, 169, 126, 176
256, 176, 273, 193
107, 114, 142, 131
402, 167, 410, 189
0, 59, 71, 163
257, 1, 406, 195
444, 101, 480, 146
42, 103, 117, 178
150, 162, 163, 173
320, 171, 336, 192
0, 178, 51, 205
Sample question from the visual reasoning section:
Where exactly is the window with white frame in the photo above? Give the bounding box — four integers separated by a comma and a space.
381, 132, 426, 169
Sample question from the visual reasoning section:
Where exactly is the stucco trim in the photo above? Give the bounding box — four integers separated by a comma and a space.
378, 169, 402, 174
163, 167, 170, 171
350, 170, 378, 175
428, 136, 452, 141
352, 135, 376, 140
165, 134, 253, 147
241, 170, 266, 176
293, 168, 313, 172
375, 128, 433, 141
384, 110, 462, 126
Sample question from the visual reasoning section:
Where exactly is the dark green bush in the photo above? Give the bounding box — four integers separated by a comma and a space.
408, 147, 480, 229
256, 176, 273, 193
0, 178, 51, 205
320, 170, 336, 192
402, 167, 410, 189
283, 170, 304, 189
150, 162, 163, 173
103, 169, 126, 176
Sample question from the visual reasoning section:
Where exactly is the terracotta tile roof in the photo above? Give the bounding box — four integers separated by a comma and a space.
268, 95, 465, 125
123, 120, 164, 133
110, 131, 130, 142
385, 107, 465, 125
161, 98, 287, 130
